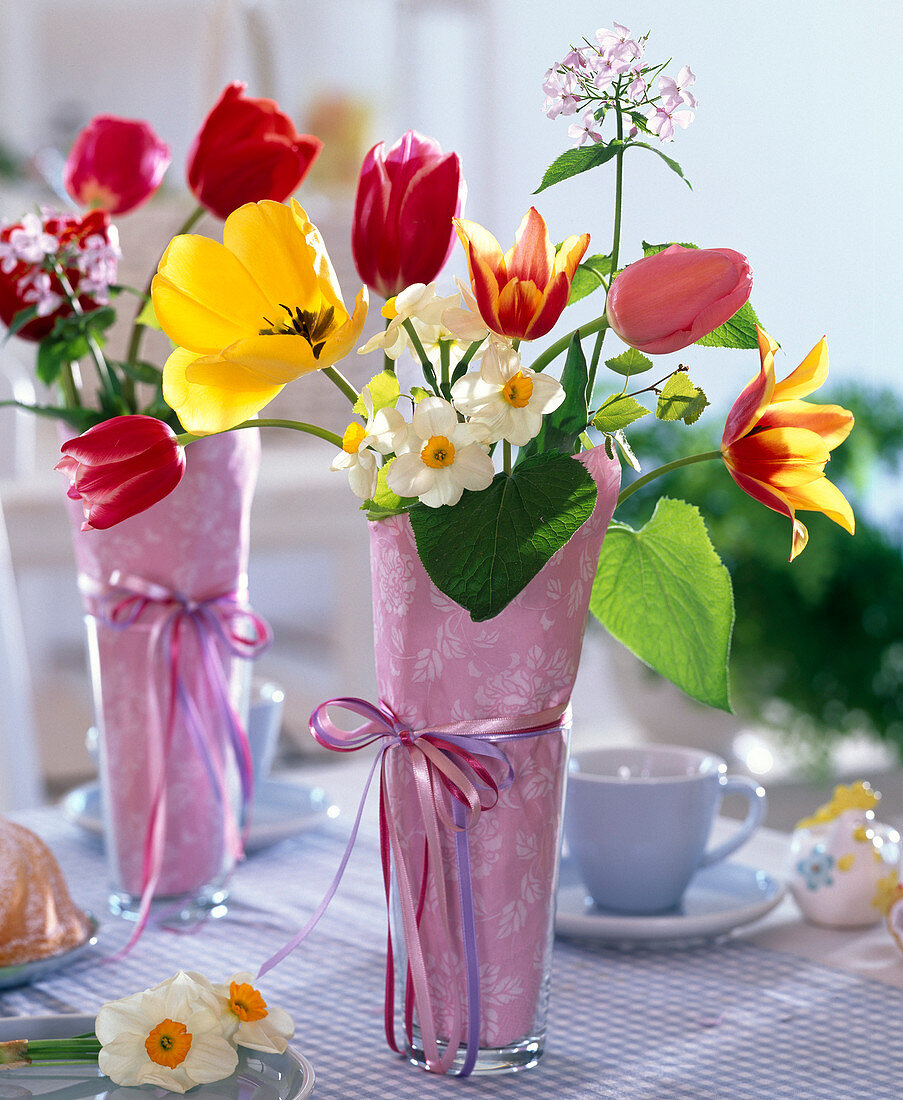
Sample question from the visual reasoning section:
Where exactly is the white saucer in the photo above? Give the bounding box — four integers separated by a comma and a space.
555, 860, 786, 947
62, 780, 337, 855
0, 1014, 315, 1098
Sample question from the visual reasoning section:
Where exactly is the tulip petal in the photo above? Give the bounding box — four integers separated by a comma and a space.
725, 426, 831, 486
496, 279, 546, 340
223, 200, 346, 317
552, 232, 591, 281
783, 475, 856, 535
772, 336, 828, 401
758, 399, 854, 451
153, 236, 265, 352
522, 272, 571, 340
721, 361, 774, 449
506, 207, 554, 287
163, 346, 284, 434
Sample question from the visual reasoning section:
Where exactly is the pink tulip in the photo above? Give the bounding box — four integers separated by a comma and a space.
56, 415, 185, 531
352, 131, 464, 299
64, 116, 171, 215
605, 244, 753, 354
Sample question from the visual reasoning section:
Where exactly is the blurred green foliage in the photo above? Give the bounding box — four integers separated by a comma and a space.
615, 382, 903, 756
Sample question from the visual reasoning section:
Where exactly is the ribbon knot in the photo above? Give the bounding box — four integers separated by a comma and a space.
82, 570, 271, 955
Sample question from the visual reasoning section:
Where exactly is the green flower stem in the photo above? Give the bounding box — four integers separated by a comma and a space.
177, 418, 344, 451
0, 1036, 102, 1065
124, 203, 206, 379
616, 449, 723, 506
60, 361, 81, 409
503, 439, 512, 475
529, 314, 608, 375
383, 313, 395, 376
321, 366, 359, 405
587, 101, 625, 395
402, 319, 440, 394
50, 261, 114, 402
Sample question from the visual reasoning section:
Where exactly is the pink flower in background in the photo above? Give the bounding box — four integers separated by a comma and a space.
352, 131, 464, 299
568, 111, 604, 146
658, 66, 698, 110
56, 415, 185, 531
606, 244, 753, 354
64, 116, 171, 215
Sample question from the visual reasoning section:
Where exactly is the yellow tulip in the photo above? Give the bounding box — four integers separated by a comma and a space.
153, 199, 367, 433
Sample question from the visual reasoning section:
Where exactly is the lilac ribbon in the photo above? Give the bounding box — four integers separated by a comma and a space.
83, 571, 271, 954
258, 696, 569, 1077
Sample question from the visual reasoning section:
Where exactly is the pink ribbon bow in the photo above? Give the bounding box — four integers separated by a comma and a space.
86, 570, 271, 954
259, 696, 569, 1076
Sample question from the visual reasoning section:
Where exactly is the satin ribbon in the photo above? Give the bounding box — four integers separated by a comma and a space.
258, 696, 569, 1076
82, 571, 271, 954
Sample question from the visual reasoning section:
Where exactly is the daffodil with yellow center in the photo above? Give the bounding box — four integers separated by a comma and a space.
145, 1018, 192, 1068
451, 343, 565, 447
152, 199, 368, 434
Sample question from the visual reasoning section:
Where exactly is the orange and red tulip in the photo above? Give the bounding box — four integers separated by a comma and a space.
721, 327, 854, 561
455, 207, 589, 341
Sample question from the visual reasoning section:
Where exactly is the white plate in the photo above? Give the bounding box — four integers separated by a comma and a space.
0, 1014, 315, 1097
556, 861, 786, 947
62, 780, 337, 855
0, 917, 99, 991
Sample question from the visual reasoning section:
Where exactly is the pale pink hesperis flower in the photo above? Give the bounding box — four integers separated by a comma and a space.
658, 66, 698, 109
568, 111, 604, 146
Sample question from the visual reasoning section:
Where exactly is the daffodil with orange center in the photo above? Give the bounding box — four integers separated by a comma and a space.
190, 970, 296, 1054
720, 327, 854, 561
152, 198, 367, 434
454, 207, 589, 341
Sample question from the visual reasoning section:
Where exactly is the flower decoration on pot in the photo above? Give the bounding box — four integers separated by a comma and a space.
3, 18, 857, 1082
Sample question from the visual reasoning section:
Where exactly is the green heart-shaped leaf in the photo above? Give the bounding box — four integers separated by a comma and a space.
590, 497, 734, 710
410, 452, 597, 621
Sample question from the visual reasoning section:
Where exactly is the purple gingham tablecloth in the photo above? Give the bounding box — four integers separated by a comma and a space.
3, 797, 903, 1098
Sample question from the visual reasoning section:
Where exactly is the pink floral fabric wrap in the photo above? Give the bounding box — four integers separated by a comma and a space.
65, 430, 260, 898
371, 447, 620, 1049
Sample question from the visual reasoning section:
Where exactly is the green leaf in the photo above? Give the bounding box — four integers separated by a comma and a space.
85, 306, 116, 335
410, 386, 432, 404
642, 240, 699, 257
36, 338, 70, 386
353, 369, 401, 416
590, 497, 734, 710
534, 142, 625, 193
363, 459, 416, 520
656, 372, 709, 425
135, 297, 161, 330
567, 253, 612, 305
410, 452, 597, 621
604, 347, 653, 377
593, 393, 650, 433
518, 333, 589, 463
114, 359, 163, 384
695, 300, 761, 350
3, 304, 39, 341
627, 141, 691, 188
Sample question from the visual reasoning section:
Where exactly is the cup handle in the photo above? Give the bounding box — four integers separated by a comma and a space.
697, 775, 767, 869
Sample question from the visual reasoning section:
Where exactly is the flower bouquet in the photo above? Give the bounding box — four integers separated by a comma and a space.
0, 83, 323, 940
3, 19, 855, 1079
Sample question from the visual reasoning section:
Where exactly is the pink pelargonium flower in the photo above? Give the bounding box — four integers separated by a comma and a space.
56, 415, 185, 531
606, 244, 753, 354
352, 130, 464, 299
64, 116, 171, 215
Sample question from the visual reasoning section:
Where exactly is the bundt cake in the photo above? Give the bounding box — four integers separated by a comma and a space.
0, 818, 90, 967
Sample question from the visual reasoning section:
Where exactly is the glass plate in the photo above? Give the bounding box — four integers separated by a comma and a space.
0, 1015, 315, 1098
0, 917, 99, 991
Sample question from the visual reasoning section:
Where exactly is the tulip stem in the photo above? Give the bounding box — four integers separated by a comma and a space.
321, 366, 360, 405
616, 449, 722, 506
180, 418, 344, 451
529, 315, 608, 375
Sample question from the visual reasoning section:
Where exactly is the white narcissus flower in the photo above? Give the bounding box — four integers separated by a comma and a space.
191, 971, 295, 1055
387, 396, 494, 508
95, 970, 238, 1094
451, 343, 566, 447
331, 386, 408, 499
358, 282, 458, 362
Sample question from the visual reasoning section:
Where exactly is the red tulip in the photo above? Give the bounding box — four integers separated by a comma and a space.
56, 415, 186, 531
0, 209, 119, 342
64, 115, 171, 215
187, 82, 322, 220
606, 244, 753, 354
352, 130, 463, 298
455, 207, 590, 341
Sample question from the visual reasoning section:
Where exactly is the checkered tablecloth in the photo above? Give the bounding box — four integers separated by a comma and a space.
3, 801, 903, 1098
